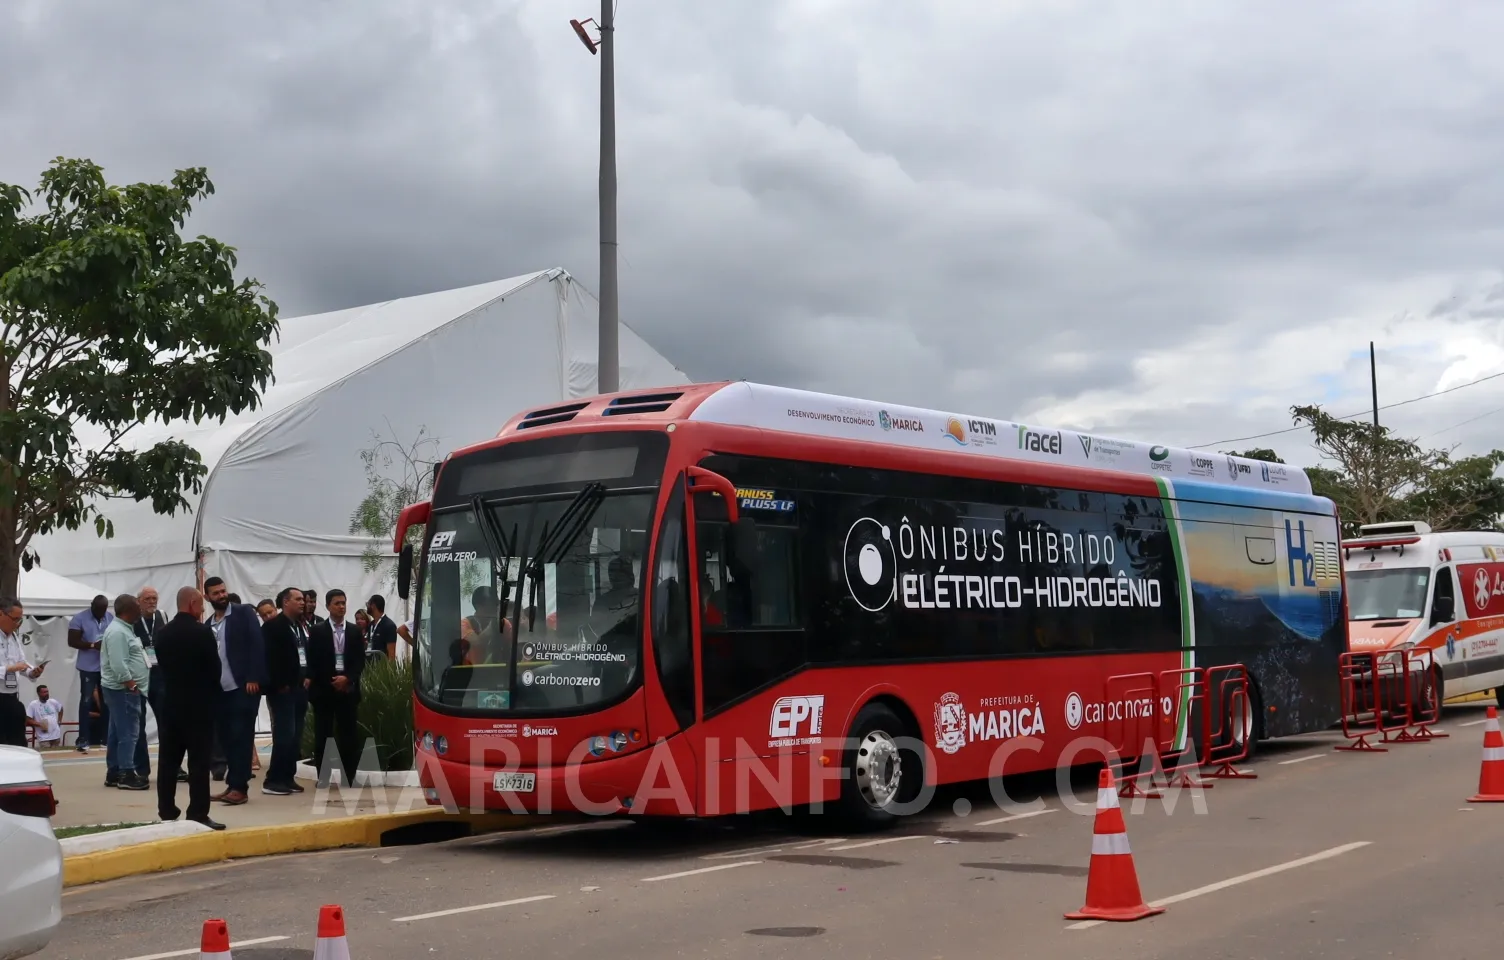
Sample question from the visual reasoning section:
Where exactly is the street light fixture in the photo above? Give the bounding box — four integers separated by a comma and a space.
571, 5, 618, 394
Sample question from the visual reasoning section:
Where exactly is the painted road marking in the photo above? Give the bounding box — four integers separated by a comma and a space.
1067, 841, 1371, 930
641, 861, 762, 882
393, 894, 555, 922
976, 808, 1055, 826
829, 835, 928, 852
1460, 718, 1491, 727
1278, 754, 1326, 765
120, 936, 290, 960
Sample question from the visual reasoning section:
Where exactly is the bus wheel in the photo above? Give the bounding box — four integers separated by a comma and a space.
839, 703, 923, 830
1222, 685, 1259, 763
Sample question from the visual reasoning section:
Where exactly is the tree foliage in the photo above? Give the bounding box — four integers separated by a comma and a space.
0, 158, 278, 595
1289, 404, 1504, 534
350, 423, 439, 597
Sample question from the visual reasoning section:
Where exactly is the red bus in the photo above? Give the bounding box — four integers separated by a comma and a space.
395, 382, 1347, 827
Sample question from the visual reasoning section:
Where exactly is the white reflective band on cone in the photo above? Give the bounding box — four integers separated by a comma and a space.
1487, 718, 1501, 733
1097, 787, 1120, 809
1091, 832, 1132, 856
1481, 747, 1504, 763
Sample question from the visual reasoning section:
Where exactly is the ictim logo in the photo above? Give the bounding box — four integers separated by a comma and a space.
945, 417, 968, 445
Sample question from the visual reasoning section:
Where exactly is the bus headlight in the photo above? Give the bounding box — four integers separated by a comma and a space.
421, 731, 435, 753
588, 736, 609, 757
436, 736, 449, 756
610, 731, 628, 752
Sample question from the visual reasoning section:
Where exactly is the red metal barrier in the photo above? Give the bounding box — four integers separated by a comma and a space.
1335, 651, 1407, 752
1157, 667, 1213, 789
1201, 664, 1257, 780
1102, 671, 1165, 798
1387, 647, 1449, 742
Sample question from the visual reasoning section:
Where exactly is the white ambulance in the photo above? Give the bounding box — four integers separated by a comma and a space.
1343, 520, 1504, 710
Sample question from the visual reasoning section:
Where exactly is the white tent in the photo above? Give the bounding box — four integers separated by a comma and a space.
17, 566, 102, 619
33, 268, 690, 607
11, 567, 106, 733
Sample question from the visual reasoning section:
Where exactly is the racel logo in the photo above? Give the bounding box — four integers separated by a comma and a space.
934, 692, 967, 755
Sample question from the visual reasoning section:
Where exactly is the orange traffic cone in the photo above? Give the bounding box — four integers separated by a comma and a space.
1468, 707, 1504, 802
314, 905, 351, 960
1064, 768, 1165, 922
199, 919, 232, 959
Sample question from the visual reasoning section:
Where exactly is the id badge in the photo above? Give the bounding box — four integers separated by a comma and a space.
145, 649, 158, 668
298, 648, 308, 668
335, 653, 345, 673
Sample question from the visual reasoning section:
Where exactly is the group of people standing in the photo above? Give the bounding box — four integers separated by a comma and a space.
0, 578, 404, 832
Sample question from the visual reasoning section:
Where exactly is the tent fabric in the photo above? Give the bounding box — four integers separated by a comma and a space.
33, 268, 690, 607
16, 567, 103, 619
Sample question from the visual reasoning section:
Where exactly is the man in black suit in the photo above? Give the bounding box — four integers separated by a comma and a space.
205, 577, 265, 806
154, 587, 225, 830
261, 587, 308, 796
309, 589, 366, 788
365, 594, 397, 660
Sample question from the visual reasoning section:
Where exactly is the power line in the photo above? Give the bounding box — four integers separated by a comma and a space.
1190, 368, 1504, 449
1424, 404, 1504, 440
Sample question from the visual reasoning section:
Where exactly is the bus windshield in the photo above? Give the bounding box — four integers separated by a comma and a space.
1346, 567, 1431, 620
413, 430, 667, 714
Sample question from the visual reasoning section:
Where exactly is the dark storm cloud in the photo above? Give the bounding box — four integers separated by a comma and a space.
5, 0, 1504, 462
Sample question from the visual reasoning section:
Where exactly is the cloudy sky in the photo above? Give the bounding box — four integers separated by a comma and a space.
5, 0, 1504, 469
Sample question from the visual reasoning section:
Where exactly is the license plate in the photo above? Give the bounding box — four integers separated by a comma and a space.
493, 772, 536, 793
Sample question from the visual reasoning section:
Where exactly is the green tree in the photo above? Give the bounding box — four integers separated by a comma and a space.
350, 423, 439, 598
0, 158, 278, 596
1291, 404, 1504, 534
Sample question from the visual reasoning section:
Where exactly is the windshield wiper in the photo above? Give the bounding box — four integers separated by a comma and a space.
522, 482, 607, 632
470, 495, 515, 592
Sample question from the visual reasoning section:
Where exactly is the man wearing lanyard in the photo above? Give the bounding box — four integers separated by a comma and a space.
261, 587, 308, 796
134, 587, 183, 783
309, 589, 365, 789
1, 598, 44, 747
204, 577, 263, 806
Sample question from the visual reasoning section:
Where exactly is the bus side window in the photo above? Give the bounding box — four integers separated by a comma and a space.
1430, 566, 1456, 627
651, 479, 695, 730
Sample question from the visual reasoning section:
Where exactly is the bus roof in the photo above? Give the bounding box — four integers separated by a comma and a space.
685, 381, 1314, 496
486, 380, 1315, 496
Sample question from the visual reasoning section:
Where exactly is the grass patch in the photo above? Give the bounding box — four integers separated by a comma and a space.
55, 822, 152, 840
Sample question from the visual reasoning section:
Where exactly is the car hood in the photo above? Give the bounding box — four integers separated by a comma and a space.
1347, 618, 1420, 651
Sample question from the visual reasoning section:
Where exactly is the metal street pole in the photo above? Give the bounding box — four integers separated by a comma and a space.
597, 0, 619, 394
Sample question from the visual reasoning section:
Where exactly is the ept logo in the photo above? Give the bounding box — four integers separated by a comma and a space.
770, 695, 825, 738
431, 531, 456, 549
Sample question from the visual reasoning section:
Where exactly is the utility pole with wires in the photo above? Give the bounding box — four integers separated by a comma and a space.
570, 2, 619, 395
1370, 341, 1380, 440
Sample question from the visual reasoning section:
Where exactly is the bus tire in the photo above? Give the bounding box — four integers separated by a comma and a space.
1220, 682, 1260, 763
838, 702, 924, 830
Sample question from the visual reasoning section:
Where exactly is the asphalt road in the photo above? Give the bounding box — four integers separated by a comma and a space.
40, 703, 1504, 960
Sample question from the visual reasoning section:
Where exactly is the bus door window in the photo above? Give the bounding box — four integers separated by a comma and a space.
693, 492, 805, 716
651, 478, 695, 730
1429, 566, 1457, 628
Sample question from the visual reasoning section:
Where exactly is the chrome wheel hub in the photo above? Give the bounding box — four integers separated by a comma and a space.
856, 729, 902, 809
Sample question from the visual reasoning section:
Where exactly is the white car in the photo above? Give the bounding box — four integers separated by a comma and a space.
0, 745, 61, 960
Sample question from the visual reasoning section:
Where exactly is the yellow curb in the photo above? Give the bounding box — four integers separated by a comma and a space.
1446, 692, 1495, 705
62, 809, 535, 888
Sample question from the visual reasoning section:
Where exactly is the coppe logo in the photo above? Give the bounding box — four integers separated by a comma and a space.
843, 517, 897, 612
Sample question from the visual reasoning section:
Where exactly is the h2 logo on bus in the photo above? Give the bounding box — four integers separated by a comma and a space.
1285, 519, 1316, 589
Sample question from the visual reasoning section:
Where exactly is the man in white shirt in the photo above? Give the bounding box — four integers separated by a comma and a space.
26, 685, 64, 746
1, 597, 44, 747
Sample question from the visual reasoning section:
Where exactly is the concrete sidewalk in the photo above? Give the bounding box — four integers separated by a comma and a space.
43, 738, 426, 830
